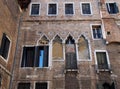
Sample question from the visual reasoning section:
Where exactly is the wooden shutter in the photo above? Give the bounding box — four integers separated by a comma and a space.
106, 3, 110, 13
35, 46, 39, 67
43, 46, 49, 67
21, 47, 35, 67
114, 2, 119, 13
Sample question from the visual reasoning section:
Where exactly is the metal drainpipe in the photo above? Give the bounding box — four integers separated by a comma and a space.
9, 8, 25, 89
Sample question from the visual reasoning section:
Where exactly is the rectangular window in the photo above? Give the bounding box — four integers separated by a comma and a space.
48, 3, 57, 15
92, 25, 103, 39
35, 82, 47, 89
0, 33, 10, 59
65, 3, 74, 15
106, 3, 119, 14
81, 3, 91, 15
30, 3, 40, 16
17, 83, 30, 89
21, 46, 49, 68
96, 52, 108, 69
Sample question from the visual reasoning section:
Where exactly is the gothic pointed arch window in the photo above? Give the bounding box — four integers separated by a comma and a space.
52, 35, 63, 60
65, 35, 77, 69
78, 36, 90, 60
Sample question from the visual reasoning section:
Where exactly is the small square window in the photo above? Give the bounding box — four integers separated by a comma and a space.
35, 82, 47, 89
17, 83, 30, 89
92, 25, 103, 39
106, 2, 119, 14
96, 52, 109, 69
30, 3, 40, 16
48, 3, 57, 15
81, 3, 91, 15
0, 33, 10, 59
65, 3, 74, 15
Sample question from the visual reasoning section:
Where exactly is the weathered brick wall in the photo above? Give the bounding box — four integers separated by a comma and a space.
0, 0, 19, 89
12, 0, 120, 89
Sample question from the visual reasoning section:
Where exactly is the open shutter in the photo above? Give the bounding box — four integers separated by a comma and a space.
106, 3, 110, 13
114, 2, 119, 13
43, 46, 49, 67
35, 46, 39, 67
21, 47, 26, 67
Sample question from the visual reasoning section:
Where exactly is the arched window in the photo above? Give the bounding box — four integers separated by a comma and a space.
78, 36, 90, 60
52, 35, 63, 60
65, 35, 77, 69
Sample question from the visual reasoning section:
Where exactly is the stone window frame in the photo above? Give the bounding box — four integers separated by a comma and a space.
106, 1, 119, 14
90, 24, 104, 40
94, 50, 111, 71
29, 2, 41, 16
34, 81, 49, 89
0, 33, 11, 62
80, 2, 93, 15
47, 2, 58, 16
64, 2, 75, 16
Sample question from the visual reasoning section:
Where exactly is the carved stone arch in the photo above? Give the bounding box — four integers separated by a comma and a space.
78, 35, 90, 60
64, 33, 75, 43
37, 34, 50, 45
52, 35, 63, 60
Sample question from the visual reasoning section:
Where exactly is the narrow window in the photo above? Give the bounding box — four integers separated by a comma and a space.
48, 3, 57, 15
21, 47, 35, 67
30, 3, 40, 15
65, 3, 74, 15
92, 25, 103, 39
35, 46, 49, 68
81, 3, 91, 14
106, 3, 119, 14
96, 52, 108, 69
65, 36, 77, 69
35, 82, 47, 89
0, 33, 10, 59
17, 83, 30, 89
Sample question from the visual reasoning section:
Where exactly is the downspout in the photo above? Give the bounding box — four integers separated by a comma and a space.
9, 6, 25, 89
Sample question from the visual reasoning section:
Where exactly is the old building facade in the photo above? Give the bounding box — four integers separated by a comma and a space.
0, 0, 20, 89
5, 0, 120, 89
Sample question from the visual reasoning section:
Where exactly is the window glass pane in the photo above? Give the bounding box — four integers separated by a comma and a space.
92, 25, 102, 39
31, 4, 40, 15
65, 4, 73, 14
35, 83, 47, 89
96, 52, 108, 69
0, 33, 10, 59
48, 4, 57, 15
18, 83, 30, 89
82, 3, 91, 14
